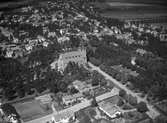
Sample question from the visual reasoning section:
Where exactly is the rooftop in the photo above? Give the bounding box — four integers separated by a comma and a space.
63, 93, 84, 101
35, 93, 53, 104
73, 80, 91, 91
98, 95, 122, 118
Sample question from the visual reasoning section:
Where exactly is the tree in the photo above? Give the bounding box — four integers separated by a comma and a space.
128, 94, 137, 106
153, 115, 167, 123
91, 96, 98, 107
119, 89, 126, 98
91, 71, 99, 86
70, 87, 79, 94
70, 35, 80, 48
99, 79, 107, 87
89, 57, 101, 66
1, 103, 20, 119
117, 98, 124, 106
136, 101, 148, 113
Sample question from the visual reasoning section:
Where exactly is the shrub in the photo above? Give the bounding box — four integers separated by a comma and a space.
136, 101, 148, 113
119, 89, 126, 98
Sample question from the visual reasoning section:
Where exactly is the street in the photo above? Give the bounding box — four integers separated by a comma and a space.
26, 86, 119, 123
88, 62, 160, 119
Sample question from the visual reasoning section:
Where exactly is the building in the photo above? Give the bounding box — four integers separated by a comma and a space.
35, 93, 53, 105
160, 33, 167, 42
62, 93, 84, 106
72, 80, 91, 93
51, 48, 87, 72
99, 104, 121, 119
52, 110, 75, 123
98, 96, 122, 120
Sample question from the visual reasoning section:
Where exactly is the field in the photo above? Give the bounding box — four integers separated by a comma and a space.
13, 100, 52, 122
102, 0, 166, 5
93, 1, 167, 21
101, 11, 167, 20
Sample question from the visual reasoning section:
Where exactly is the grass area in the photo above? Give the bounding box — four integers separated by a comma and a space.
13, 100, 52, 122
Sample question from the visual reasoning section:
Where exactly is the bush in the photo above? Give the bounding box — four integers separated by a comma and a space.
119, 89, 126, 98
128, 94, 138, 106
136, 101, 148, 113
122, 103, 133, 110
89, 57, 101, 66
117, 98, 124, 106
91, 97, 98, 107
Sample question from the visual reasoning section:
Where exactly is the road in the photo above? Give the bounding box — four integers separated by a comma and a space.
26, 87, 119, 123
88, 62, 160, 119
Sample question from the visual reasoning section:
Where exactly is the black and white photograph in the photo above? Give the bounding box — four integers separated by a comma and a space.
0, 0, 167, 123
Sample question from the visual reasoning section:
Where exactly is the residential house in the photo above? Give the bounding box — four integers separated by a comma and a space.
72, 80, 91, 93
62, 93, 84, 106
35, 93, 53, 105
99, 101, 122, 120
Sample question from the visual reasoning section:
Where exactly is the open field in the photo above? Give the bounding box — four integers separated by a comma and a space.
103, 0, 166, 5
101, 11, 167, 20
93, 1, 167, 21
13, 100, 52, 122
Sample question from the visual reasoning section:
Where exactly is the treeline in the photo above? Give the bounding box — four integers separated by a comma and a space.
87, 34, 167, 101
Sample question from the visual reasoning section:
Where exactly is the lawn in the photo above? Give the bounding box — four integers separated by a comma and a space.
13, 100, 52, 122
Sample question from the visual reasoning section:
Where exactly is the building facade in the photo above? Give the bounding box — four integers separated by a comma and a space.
57, 48, 87, 72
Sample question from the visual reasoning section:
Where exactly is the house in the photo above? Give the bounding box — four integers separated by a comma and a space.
72, 80, 91, 93
52, 109, 75, 123
62, 93, 84, 106
99, 103, 122, 119
35, 93, 53, 105
56, 48, 87, 72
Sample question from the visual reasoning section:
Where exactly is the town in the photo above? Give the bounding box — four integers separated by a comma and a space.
0, 0, 167, 123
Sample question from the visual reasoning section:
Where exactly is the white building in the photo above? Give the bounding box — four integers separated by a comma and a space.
51, 48, 87, 72
62, 93, 84, 106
